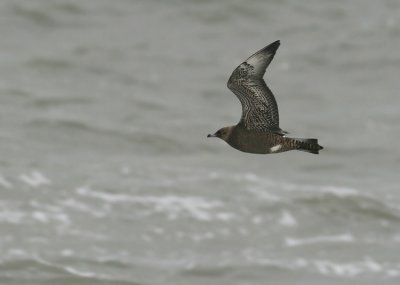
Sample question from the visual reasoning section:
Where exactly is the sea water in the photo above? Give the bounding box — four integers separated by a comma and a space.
1, 0, 400, 284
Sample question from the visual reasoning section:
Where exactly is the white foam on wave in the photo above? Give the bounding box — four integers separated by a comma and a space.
29, 200, 71, 225
232, 172, 359, 201
32, 211, 49, 223
311, 257, 385, 277
0, 200, 70, 225
279, 210, 297, 227
243, 252, 400, 278
0, 208, 26, 224
63, 266, 98, 278
76, 186, 230, 221
319, 185, 359, 197
281, 182, 359, 197
191, 231, 216, 242
285, 233, 354, 247
251, 215, 263, 224
7, 248, 28, 257
60, 198, 107, 218
32, 255, 103, 279
19, 171, 51, 188
232, 172, 359, 197
245, 186, 281, 202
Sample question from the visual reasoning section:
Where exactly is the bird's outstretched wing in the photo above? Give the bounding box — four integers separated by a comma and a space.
227, 40, 286, 135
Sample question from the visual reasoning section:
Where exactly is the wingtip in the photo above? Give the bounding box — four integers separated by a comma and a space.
268, 40, 280, 52
253, 40, 281, 58
245, 40, 281, 63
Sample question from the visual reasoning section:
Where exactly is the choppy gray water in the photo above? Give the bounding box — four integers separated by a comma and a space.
1, 0, 400, 284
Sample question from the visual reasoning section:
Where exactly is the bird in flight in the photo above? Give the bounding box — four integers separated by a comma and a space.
208, 40, 323, 154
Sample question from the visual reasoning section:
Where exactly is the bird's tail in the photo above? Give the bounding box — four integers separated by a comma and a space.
295, 138, 323, 154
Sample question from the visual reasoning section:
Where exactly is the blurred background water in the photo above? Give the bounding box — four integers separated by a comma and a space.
1, 0, 400, 284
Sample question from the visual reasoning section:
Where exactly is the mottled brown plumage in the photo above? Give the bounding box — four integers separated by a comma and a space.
208, 40, 323, 154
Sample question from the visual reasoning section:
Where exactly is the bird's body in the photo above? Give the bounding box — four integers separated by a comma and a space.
208, 40, 323, 154
215, 125, 321, 154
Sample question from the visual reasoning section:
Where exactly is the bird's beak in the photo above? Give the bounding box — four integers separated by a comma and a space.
207, 133, 216, 138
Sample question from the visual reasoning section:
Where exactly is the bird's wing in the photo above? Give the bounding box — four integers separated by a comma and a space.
227, 40, 285, 135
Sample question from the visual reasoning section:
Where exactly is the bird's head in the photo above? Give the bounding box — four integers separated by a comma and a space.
207, 126, 233, 141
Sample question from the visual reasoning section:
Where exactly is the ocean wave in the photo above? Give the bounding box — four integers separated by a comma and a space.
231, 172, 400, 222
76, 186, 231, 221
19, 171, 51, 188
182, 256, 400, 279
0, 255, 144, 285
27, 118, 109, 134
0, 175, 13, 189
1, 171, 52, 190
26, 117, 195, 154
11, 3, 56, 27
30, 96, 92, 108
285, 233, 354, 247
290, 192, 400, 222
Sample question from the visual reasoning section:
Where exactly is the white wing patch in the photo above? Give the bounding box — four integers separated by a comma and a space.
270, 144, 282, 153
